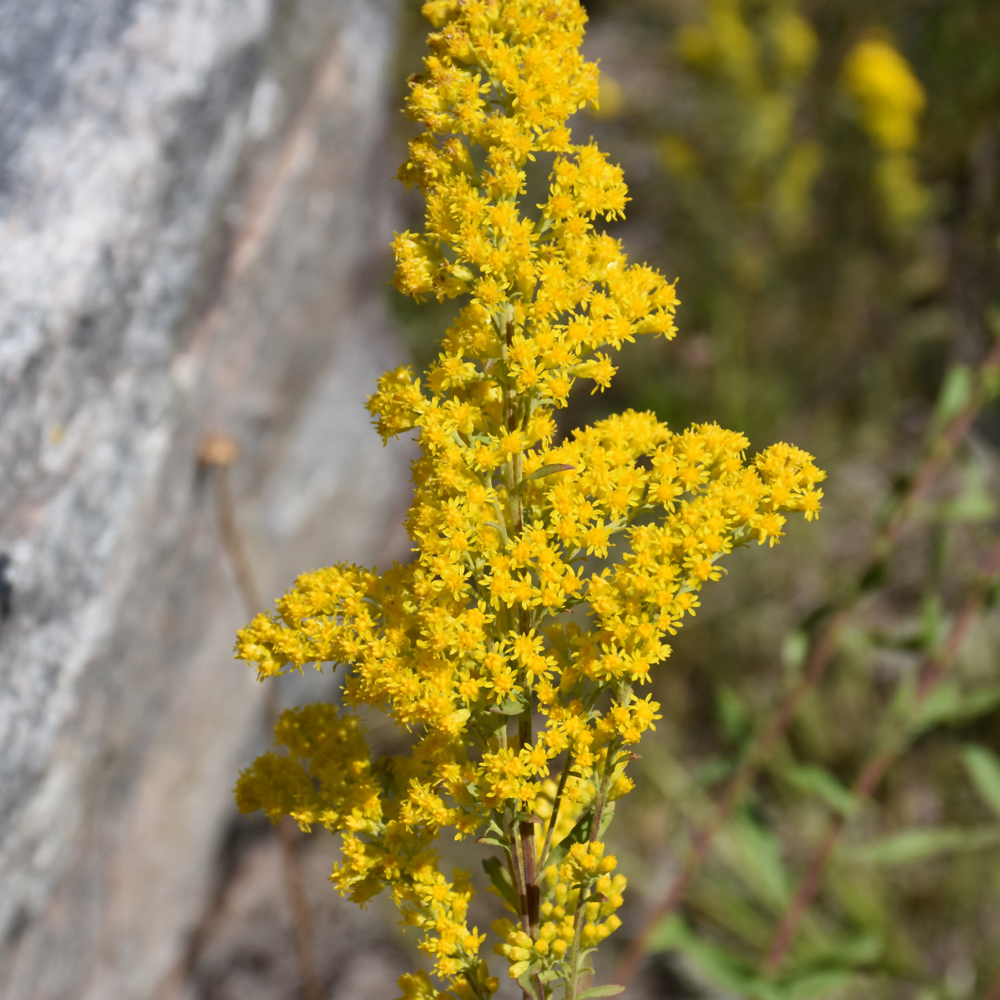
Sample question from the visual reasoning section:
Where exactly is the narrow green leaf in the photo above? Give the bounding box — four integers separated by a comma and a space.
515, 962, 543, 1000
932, 363, 974, 429
932, 464, 997, 522
597, 800, 616, 840
852, 825, 1000, 866
482, 857, 520, 911
781, 630, 809, 674
511, 464, 575, 496
913, 682, 1000, 734
812, 931, 882, 965
716, 684, 750, 744
645, 915, 783, 1000
962, 745, 1000, 819
716, 810, 790, 909
577, 986, 626, 997
543, 808, 594, 870
495, 693, 529, 715
782, 970, 856, 1000
475, 836, 509, 849
524, 463, 575, 482
783, 763, 858, 817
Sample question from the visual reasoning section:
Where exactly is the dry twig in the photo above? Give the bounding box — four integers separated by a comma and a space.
200, 434, 324, 1000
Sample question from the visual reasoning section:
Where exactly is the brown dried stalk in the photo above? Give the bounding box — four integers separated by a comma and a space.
200, 435, 324, 1000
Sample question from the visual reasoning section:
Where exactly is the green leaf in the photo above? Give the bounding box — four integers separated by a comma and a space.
931, 463, 998, 522
962, 745, 1000, 819
716, 684, 751, 745
524, 463, 575, 483
645, 916, 784, 1000
919, 593, 947, 649
650, 916, 859, 999
782, 763, 859, 817
803, 930, 883, 967
495, 693, 529, 715
577, 986, 626, 997
852, 825, 1000, 866
540, 801, 615, 871
715, 810, 790, 909
597, 800, 616, 840
781, 630, 809, 674
482, 857, 520, 912
515, 962, 543, 1000
781, 970, 856, 1000
543, 809, 593, 870
931, 363, 974, 430
693, 756, 734, 787
913, 682, 1000, 735
479, 817, 509, 847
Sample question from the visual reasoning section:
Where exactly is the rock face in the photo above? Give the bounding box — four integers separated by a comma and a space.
0, 1, 410, 997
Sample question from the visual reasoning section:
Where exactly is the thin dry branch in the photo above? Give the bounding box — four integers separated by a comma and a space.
201, 438, 324, 1000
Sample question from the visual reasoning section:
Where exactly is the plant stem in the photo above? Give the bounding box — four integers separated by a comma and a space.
564, 889, 589, 1000
204, 447, 322, 1000
539, 755, 573, 869
519, 708, 540, 937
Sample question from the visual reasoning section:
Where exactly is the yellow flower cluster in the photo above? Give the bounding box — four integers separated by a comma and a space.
677, 0, 817, 87
842, 36, 929, 226
493, 847, 625, 980
668, 0, 822, 244
842, 37, 925, 152
233, 2, 824, 997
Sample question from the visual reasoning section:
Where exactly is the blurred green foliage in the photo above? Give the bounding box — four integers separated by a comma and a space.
390, 0, 1000, 995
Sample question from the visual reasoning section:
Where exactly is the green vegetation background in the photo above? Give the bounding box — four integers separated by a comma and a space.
389, 1, 1000, 996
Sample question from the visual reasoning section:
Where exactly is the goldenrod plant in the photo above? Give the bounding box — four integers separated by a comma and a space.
231, 3, 823, 998
671, 0, 822, 247
652, 0, 825, 430
841, 35, 929, 230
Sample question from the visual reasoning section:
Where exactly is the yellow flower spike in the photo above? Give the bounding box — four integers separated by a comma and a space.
842, 37, 925, 153
233, 0, 823, 994
841, 36, 929, 228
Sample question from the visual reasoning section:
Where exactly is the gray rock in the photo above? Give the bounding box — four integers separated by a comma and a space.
0, 0, 410, 996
